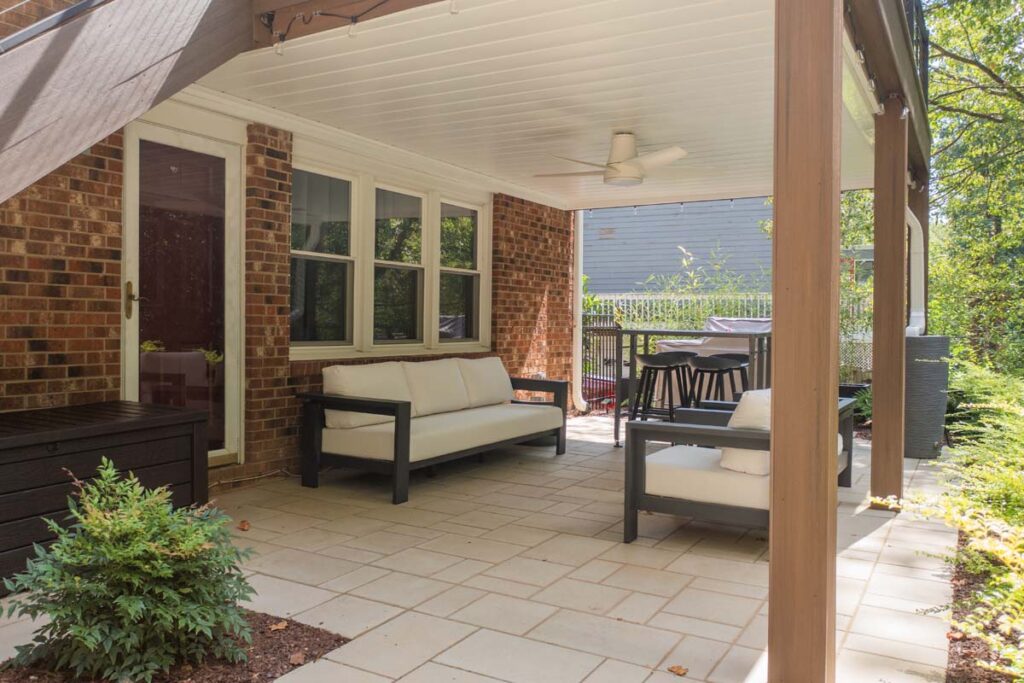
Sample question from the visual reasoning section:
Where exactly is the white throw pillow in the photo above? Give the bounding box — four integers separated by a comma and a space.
457, 357, 514, 407
719, 433, 847, 476
727, 389, 771, 430
323, 362, 413, 429
719, 389, 772, 475
719, 447, 770, 476
402, 359, 471, 416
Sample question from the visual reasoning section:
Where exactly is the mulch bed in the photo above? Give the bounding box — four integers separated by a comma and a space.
0, 611, 346, 683
946, 534, 1013, 683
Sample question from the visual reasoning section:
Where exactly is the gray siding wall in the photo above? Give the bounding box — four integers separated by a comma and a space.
582, 198, 773, 293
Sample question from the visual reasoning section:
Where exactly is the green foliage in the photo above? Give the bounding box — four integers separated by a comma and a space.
853, 386, 872, 423
139, 340, 165, 353
926, 0, 1024, 375
881, 363, 1024, 675
3, 460, 253, 682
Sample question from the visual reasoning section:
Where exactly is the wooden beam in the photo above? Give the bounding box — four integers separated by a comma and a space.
254, 0, 445, 48
768, 0, 843, 679
871, 98, 909, 504
0, 0, 252, 205
847, 0, 930, 173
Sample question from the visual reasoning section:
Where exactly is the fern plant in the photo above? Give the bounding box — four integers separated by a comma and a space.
3, 459, 253, 682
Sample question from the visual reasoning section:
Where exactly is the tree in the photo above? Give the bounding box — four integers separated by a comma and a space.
926, 0, 1024, 373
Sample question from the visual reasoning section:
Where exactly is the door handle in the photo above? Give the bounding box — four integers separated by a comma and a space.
125, 281, 146, 319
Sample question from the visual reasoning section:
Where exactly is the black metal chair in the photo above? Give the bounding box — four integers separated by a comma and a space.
711, 353, 750, 393
688, 355, 743, 406
629, 352, 694, 422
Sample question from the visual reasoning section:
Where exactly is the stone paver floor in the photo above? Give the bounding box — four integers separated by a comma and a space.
0, 416, 954, 682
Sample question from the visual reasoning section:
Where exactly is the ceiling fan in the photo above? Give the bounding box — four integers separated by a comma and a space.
535, 132, 687, 187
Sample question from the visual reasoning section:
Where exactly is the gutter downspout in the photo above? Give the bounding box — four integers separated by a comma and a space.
571, 209, 588, 412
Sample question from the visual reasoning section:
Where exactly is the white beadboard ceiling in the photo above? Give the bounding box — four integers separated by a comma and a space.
201, 0, 876, 210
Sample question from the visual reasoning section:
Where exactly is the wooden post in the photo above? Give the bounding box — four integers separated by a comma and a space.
768, 0, 843, 679
871, 99, 909, 504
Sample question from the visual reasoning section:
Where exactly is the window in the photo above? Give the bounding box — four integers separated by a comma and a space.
290, 170, 353, 344
439, 203, 480, 341
286, 160, 490, 359
374, 188, 423, 342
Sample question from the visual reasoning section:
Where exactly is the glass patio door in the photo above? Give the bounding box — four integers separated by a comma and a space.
123, 124, 242, 460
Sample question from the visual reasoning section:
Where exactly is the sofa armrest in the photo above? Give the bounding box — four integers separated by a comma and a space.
298, 392, 412, 418
510, 377, 568, 417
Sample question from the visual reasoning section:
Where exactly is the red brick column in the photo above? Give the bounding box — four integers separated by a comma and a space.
234, 123, 296, 480
491, 194, 575, 384
0, 134, 123, 411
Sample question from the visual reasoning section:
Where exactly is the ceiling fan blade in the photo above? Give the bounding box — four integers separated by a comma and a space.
534, 171, 606, 178
550, 155, 609, 170
632, 146, 688, 172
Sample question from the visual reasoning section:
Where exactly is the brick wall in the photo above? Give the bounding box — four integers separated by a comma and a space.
0, 0, 78, 37
0, 134, 123, 411
491, 194, 575, 386
225, 123, 297, 483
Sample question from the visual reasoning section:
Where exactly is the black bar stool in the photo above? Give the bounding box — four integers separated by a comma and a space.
629, 352, 693, 421
711, 353, 750, 393
688, 355, 744, 406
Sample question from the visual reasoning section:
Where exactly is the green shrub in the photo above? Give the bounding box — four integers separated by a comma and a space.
853, 386, 872, 423
879, 362, 1024, 676
3, 459, 253, 682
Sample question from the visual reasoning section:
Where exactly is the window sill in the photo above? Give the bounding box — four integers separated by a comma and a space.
289, 342, 490, 362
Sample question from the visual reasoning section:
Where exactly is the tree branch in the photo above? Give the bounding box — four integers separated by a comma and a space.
931, 103, 1007, 123
932, 43, 1024, 106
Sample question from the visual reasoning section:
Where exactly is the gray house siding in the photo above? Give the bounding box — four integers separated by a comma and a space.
582, 197, 773, 294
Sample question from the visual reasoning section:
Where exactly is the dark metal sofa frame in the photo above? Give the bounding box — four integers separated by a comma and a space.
624, 397, 855, 542
299, 377, 568, 504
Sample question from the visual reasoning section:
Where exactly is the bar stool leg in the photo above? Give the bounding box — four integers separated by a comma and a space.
638, 366, 655, 419
739, 366, 750, 392
693, 371, 705, 408
714, 372, 725, 401
666, 368, 675, 422
728, 370, 739, 401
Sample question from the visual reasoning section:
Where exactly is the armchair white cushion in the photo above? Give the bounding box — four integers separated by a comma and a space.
402, 359, 470, 416
457, 356, 514, 407
323, 362, 413, 429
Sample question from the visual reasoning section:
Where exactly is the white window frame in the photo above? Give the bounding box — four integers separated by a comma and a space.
289, 163, 358, 348
436, 197, 487, 346
289, 169, 492, 360
371, 183, 428, 346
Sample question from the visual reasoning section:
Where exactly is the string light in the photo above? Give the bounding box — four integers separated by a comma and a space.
449, 0, 459, 14
347, 17, 359, 38
633, 206, 639, 216
678, 202, 684, 214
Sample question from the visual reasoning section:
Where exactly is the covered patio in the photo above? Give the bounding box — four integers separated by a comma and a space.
0, 0, 936, 680
162, 420, 953, 680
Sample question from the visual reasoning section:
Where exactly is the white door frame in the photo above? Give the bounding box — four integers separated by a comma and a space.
122, 121, 245, 465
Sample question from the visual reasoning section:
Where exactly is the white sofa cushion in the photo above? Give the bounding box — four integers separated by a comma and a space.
457, 356, 514, 407
321, 403, 563, 462
650, 436, 848, 508
323, 362, 413, 429
646, 445, 771, 510
402, 359, 471, 416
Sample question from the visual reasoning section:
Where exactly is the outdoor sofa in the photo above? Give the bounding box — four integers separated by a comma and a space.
624, 390, 855, 541
299, 357, 567, 504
